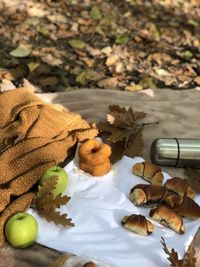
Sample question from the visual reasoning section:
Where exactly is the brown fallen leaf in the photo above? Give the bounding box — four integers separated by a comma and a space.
34, 175, 74, 227
182, 243, 196, 267
161, 237, 183, 267
81, 57, 95, 68
109, 141, 125, 164
161, 237, 197, 267
86, 46, 102, 56
101, 46, 112, 55
105, 54, 119, 66
47, 14, 68, 24
108, 105, 146, 128
97, 77, 118, 89
124, 129, 143, 158
98, 105, 158, 163
41, 54, 63, 66
39, 209, 74, 227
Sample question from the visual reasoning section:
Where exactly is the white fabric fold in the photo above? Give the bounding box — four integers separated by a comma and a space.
28, 156, 200, 267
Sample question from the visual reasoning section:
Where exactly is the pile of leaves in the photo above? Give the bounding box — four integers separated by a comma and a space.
0, 0, 200, 92
98, 104, 158, 163
34, 175, 74, 227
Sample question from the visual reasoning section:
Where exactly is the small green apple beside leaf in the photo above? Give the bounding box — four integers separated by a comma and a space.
39, 166, 69, 197
5, 212, 38, 248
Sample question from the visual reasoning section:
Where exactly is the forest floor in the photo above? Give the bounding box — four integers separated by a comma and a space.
0, 0, 199, 92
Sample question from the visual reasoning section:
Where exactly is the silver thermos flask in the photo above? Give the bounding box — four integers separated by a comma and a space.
151, 138, 200, 168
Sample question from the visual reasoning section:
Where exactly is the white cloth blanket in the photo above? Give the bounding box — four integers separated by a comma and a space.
28, 154, 200, 267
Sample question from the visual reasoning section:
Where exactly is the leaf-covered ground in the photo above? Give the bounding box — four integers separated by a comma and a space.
0, 0, 199, 92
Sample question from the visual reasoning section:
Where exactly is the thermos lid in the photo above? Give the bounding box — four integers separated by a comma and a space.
151, 138, 200, 168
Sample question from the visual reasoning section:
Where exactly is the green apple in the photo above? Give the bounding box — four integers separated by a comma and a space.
39, 166, 69, 197
5, 212, 38, 248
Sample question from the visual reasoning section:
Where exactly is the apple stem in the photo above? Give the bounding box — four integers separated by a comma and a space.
18, 216, 24, 220
56, 166, 59, 172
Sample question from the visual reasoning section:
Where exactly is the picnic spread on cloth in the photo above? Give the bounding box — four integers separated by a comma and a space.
29, 152, 200, 267
0, 83, 200, 267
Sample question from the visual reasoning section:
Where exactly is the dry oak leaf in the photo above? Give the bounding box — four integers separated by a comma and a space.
124, 129, 143, 158
39, 209, 74, 227
34, 175, 74, 227
98, 105, 157, 163
108, 141, 125, 166
107, 105, 146, 128
182, 243, 196, 267
161, 237, 183, 267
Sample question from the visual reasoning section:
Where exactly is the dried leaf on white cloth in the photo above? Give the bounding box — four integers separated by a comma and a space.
161, 237, 183, 267
34, 176, 74, 227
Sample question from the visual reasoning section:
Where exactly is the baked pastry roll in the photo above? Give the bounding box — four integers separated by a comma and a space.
129, 184, 166, 207
163, 192, 200, 219
162, 191, 182, 207
132, 162, 163, 185
164, 177, 195, 199
121, 214, 154, 235
149, 205, 185, 234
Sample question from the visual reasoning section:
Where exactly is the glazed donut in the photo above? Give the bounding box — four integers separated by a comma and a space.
78, 139, 111, 165
79, 159, 111, 176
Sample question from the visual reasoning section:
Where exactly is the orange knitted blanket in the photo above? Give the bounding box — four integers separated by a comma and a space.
0, 86, 98, 247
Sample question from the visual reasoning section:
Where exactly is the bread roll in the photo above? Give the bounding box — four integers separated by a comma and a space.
129, 184, 166, 207
121, 214, 154, 235
164, 177, 195, 199
149, 205, 185, 234
163, 192, 200, 219
132, 162, 163, 185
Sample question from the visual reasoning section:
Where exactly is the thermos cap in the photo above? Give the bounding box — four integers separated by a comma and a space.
151, 138, 200, 168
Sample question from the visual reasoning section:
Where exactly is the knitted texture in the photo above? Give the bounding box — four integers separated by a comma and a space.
0, 84, 98, 246
0, 87, 94, 144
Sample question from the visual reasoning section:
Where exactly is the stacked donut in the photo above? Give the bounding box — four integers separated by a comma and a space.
78, 139, 112, 176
